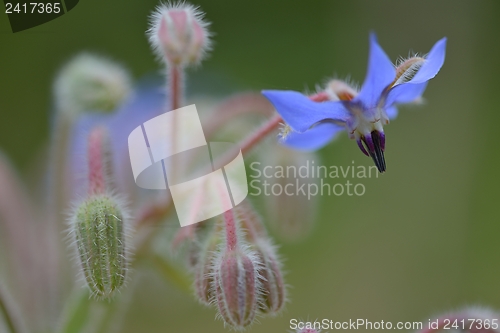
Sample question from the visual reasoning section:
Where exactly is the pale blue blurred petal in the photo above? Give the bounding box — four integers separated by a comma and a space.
385, 82, 428, 107
385, 106, 399, 120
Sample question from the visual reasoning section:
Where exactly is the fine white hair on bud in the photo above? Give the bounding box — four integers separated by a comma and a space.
147, 2, 211, 67
325, 78, 359, 101
393, 56, 426, 86
71, 194, 129, 299
53, 53, 132, 116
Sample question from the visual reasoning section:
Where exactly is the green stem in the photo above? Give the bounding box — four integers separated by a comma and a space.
94, 301, 118, 333
56, 289, 91, 333
0, 291, 18, 333
149, 253, 192, 294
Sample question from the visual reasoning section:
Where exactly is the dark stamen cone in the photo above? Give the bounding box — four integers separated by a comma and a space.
361, 131, 386, 173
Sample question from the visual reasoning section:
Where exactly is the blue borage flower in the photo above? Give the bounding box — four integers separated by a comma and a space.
262, 33, 447, 173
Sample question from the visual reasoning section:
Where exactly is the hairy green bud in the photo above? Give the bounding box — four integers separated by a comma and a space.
73, 195, 127, 298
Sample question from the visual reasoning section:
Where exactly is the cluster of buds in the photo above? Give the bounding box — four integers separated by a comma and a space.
69, 127, 130, 299
191, 200, 287, 330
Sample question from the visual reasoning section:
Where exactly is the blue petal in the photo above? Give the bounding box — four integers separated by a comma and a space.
409, 37, 447, 84
385, 105, 399, 120
262, 90, 350, 133
280, 122, 344, 151
385, 81, 428, 107
355, 33, 396, 108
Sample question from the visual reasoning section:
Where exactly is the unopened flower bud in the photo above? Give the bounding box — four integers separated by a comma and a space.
73, 194, 128, 298
148, 2, 211, 66
54, 53, 132, 116
325, 79, 358, 101
212, 209, 261, 330
213, 249, 260, 330
253, 238, 286, 315
236, 201, 287, 315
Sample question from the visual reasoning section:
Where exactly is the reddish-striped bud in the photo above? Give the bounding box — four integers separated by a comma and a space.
213, 248, 260, 330
236, 201, 287, 315
212, 208, 261, 330
253, 238, 286, 315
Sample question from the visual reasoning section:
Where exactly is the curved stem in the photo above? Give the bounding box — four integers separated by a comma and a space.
56, 289, 91, 333
0, 284, 21, 333
212, 114, 282, 171
149, 254, 192, 294
239, 114, 282, 156
203, 93, 274, 139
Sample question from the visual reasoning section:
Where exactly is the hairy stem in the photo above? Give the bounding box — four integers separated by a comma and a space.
167, 65, 184, 194
223, 207, 238, 251
212, 114, 282, 172
169, 65, 184, 111
87, 128, 107, 195
203, 93, 274, 139
239, 114, 282, 155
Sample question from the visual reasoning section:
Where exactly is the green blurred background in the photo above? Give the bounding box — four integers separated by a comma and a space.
1, 0, 500, 332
